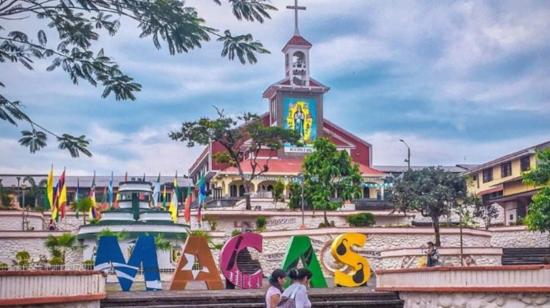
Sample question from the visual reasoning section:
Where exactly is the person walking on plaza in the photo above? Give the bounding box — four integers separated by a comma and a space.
278, 268, 312, 308
426, 241, 439, 267
265, 269, 287, 308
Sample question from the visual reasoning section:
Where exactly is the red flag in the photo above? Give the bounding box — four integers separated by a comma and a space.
184, 191, 192, 223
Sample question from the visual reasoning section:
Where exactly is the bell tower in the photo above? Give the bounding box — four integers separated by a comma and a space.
262, 0, 329, 155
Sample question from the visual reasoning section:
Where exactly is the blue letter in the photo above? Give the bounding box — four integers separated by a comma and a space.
94, 235, 162, 291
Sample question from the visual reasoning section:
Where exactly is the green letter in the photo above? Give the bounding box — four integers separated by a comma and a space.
281, 235, 327, 288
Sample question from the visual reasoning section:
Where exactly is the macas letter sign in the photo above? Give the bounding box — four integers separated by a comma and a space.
94, 232, 371, 291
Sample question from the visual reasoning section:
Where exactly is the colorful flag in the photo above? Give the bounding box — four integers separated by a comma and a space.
45, 165, 53, 211
88, 171, 97, 220
102, 186, 107, 208
52, 169, 66, 221
162, 184, 167, 210
184, 187, 192, 223
59, 178, 67, 219
152, 173, 161, 208
168, 174, 178, 222
197, 174, 207, 224
108, 171, 114, 208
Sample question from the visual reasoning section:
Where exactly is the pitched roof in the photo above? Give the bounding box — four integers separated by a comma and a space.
467, 140, 550, 174
283, 35, 312, 49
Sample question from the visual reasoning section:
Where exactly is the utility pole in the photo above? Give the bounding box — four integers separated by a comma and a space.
399, 139, 411, 170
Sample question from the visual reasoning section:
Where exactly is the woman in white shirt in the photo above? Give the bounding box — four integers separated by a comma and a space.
279, 268, 312, 308
265, 269, 287, 308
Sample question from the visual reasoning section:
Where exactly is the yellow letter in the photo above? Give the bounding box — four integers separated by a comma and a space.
330, 233, 370, 287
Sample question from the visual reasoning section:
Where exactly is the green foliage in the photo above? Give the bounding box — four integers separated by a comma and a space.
346, 213, 376, 227
523, 149, 550, 234
76, 197, 94, 223
15, 250, 31, 267
231, 229, 242, 237
154, 234, 172, 251
302, 138, 363, 224
0, 182, 12, 207
45, 233, 77, 263
390, 167, 467, 246
256, 215, 267, 231
49, 257, 64, 266
273, 181, 285, 204
203, 215, 218, 231
0, 262, 8, 270
1, 0, 275, 157
170, 108, 299, 209
97, 228, 127, 240
190, 229, 211, 241
286, 182, 304, 210
83, 259, 94, 270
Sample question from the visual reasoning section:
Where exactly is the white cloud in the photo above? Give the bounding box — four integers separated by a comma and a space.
0, 124, 203, 176
366, 132, 550, 166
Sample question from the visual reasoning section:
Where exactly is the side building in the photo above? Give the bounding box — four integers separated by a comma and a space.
466, 140, 550, 226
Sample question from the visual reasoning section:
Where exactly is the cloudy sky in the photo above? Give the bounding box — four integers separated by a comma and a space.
1, 0, 549, 175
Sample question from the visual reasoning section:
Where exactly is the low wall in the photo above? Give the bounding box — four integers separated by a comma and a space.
380, 247, 502, 269
0, 211, 44, 231
209, 227, 493, 275
0, 231, 83, 267
490, 226, 550, 248
190, 209, 413, 232
0, 270, 106, 307
376, 265, 550, 307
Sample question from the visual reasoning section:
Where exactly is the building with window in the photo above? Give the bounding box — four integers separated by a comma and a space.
188, 8, 386, 205
466, 141, 550, 226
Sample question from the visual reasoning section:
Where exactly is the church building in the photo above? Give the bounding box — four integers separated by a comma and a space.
188, 3, 386, 201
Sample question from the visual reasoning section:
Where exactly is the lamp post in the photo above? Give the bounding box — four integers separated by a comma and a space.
399, 139, 411, 170
297, 173, 305, 228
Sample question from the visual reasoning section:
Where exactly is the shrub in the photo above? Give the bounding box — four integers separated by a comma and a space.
203, 215, 217, 231
346, 213, 376, 227
256, 215, 267, 231
0, 262, 8, 270
83, 259, 94, 270
49, 257, 64, 269
231, 229, 242, 237
15, 250, 30, 268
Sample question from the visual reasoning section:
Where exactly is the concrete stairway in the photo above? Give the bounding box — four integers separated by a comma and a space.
101, 288, 404, 308
502, 248, 550, 265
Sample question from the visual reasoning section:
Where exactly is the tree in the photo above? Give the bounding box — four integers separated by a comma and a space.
523, 149, 550, 235
0, 181, 11, 208
76, 197, 94, 224
302, 138, 363, 225
390, 167, 467, 247
170, 108, 299, 209
1, 0, 275, 156
45, 233, 77, 264
273, 180, 285, 207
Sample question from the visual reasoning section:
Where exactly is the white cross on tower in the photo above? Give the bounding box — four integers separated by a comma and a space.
286, 0, 306, 35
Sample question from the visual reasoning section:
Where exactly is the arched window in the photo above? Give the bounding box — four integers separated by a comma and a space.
292, 51, 305, 68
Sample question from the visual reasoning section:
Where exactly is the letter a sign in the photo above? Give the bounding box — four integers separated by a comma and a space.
170, 235, 224, 290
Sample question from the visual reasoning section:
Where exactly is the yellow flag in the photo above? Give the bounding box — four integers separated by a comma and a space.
169, 178, 178, 222
59, 183, 67, 219
47, 166, 54, 210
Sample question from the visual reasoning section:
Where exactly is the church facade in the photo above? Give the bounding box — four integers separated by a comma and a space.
188, 14, 386, 201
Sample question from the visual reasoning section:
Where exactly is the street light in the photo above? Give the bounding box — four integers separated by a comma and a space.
399, 139, 411, 170
296, 173, 305, 228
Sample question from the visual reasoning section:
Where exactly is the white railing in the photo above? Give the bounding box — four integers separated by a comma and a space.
376, 265, 550, 292
0, 270, 106, 306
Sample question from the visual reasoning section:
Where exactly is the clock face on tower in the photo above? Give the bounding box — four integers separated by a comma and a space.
282, 96, 318, 153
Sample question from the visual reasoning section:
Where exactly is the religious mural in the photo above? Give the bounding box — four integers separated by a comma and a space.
283, 96, 318, 153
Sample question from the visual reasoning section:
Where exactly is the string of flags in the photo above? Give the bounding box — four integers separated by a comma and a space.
43, 167, 203, 224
